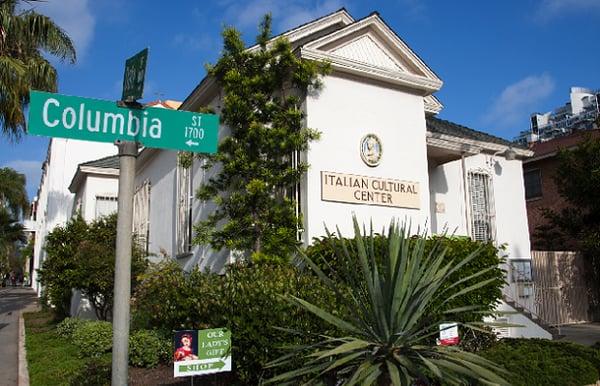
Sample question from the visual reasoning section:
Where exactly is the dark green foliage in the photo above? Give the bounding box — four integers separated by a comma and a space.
480, 338, 600, 385
38, 214, 147, 320
194, 14, 330, 263
131, 260, 223, 331
56, 317, 86, 339
69, 356, 111, 386
38, 215, 88, 319
132, 260, 341, 385
128, 329, 169, 368
267, 218, 509, 385
72, 320, 113, 358
305, 233, 506, 324
0, 0, 76, 140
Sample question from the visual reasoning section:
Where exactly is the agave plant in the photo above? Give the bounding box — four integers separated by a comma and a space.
266, 217, 510, 385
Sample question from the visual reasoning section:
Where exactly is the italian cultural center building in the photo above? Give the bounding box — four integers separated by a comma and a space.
131, 9, 547, 337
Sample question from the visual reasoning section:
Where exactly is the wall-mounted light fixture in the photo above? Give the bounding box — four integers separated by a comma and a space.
487, 147, 517, 168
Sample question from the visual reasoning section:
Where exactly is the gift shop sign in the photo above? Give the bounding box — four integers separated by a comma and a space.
174, 328, 232, 378
321, 171, 420, 209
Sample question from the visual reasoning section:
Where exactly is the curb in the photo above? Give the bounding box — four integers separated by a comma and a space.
18, 311, 29, 386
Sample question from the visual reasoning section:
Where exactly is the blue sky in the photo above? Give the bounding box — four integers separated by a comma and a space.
2, 0, 600, 198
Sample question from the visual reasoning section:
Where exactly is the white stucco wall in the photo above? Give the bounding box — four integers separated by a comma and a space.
73, 174, 119, 222
135, 149, 178, 260
428, 153, 531, 259
31, 139, 116, 293
304, 73, 431, 241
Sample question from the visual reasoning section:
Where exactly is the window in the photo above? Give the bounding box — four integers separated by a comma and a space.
510, 259, 533, 282
468, 171, 495, 242
133, 180, 151, 254
176, 162, 193, 256
95, 196, 118, 218
524, 169, 542, 199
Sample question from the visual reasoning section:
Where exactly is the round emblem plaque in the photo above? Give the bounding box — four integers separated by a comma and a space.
360, 133, 382, 167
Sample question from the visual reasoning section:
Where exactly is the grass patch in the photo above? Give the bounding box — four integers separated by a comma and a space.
23, 310, 109, 386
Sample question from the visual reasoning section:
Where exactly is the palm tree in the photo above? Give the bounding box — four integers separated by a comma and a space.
267, 218, 510, 385
0, 0, 76, 140
0, 167, 28, 218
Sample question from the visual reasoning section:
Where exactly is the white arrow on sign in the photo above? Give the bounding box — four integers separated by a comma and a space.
186, 139, 199, 147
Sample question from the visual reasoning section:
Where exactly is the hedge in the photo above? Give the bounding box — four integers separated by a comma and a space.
480, 338, 600, 385
132, 260, 342, 385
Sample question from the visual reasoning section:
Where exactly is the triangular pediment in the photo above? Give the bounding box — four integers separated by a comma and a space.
300, 13, 443, 95
331, 35, 401, 71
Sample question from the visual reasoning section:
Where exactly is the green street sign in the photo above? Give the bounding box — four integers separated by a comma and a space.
122, 48, 148, 101
28, 90, 219, 153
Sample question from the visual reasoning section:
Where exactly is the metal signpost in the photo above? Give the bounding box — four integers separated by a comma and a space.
27, 49, 219, 386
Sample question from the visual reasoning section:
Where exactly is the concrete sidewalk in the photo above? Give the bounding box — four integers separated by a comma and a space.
556, 322, 600, 346
0, 287, 37, 386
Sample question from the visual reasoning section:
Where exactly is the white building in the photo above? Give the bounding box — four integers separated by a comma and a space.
515, 86, 600, 145
132, 10, 550, 338
30, 138, 116, 293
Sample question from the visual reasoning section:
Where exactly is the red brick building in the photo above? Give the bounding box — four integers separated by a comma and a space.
523, 130, 600, 249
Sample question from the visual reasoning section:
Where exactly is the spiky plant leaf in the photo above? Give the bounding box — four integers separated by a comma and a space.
266, 216, 510, 385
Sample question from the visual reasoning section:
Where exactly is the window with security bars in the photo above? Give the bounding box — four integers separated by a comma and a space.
133, 180, 151, 254
176, 162, 193, 256
468, 171, 495, 243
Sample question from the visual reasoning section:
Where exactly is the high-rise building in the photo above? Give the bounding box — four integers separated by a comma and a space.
515, 87, 600, 146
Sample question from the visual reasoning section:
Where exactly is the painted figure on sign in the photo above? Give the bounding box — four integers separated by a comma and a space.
174, 333, 198, 361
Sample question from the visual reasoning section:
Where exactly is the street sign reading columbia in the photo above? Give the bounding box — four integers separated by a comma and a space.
27, 90, 219, 153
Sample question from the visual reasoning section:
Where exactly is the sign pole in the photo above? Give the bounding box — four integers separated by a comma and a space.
111, 139, 138, 385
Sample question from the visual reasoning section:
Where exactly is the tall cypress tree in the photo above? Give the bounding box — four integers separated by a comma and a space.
194, 15, 330, 262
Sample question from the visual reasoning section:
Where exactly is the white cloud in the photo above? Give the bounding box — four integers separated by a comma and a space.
3, 160, 43, 199
32, 0, 95, 60
484, 73, 555, 131
220, 0, 345, 32
536, 0, 600, 21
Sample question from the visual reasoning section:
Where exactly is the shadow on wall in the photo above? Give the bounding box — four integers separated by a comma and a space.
44, 190, 75, 226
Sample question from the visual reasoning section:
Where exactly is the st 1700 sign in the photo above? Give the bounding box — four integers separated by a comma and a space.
28, 91, 218, 153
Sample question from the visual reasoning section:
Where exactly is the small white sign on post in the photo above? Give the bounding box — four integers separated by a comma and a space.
438, 323, 460, 346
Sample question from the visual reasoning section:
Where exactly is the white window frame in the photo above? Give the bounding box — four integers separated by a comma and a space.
133, 180, 151, 254
95, 195, 118, 219
467, 170, 496, 243
176, 161, 193, 256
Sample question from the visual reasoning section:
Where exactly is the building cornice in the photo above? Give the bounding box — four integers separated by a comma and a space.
68, 166, 119, 194
301, 47, 442, 94
426, 131, 533, 159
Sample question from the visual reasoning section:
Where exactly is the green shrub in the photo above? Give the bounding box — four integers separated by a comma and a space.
128, 329, 168, 368
305, 234, 506, 324
132, 260, 341, 385
56, 317, 87, 339
72, 321, 112, 358
480, 338, 600, 385
39, 214, 147, 321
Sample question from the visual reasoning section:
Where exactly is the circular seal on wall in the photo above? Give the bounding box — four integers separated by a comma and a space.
360, 133, 382, 167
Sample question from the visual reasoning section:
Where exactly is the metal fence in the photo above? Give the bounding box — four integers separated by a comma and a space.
531, 250, 591, 325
